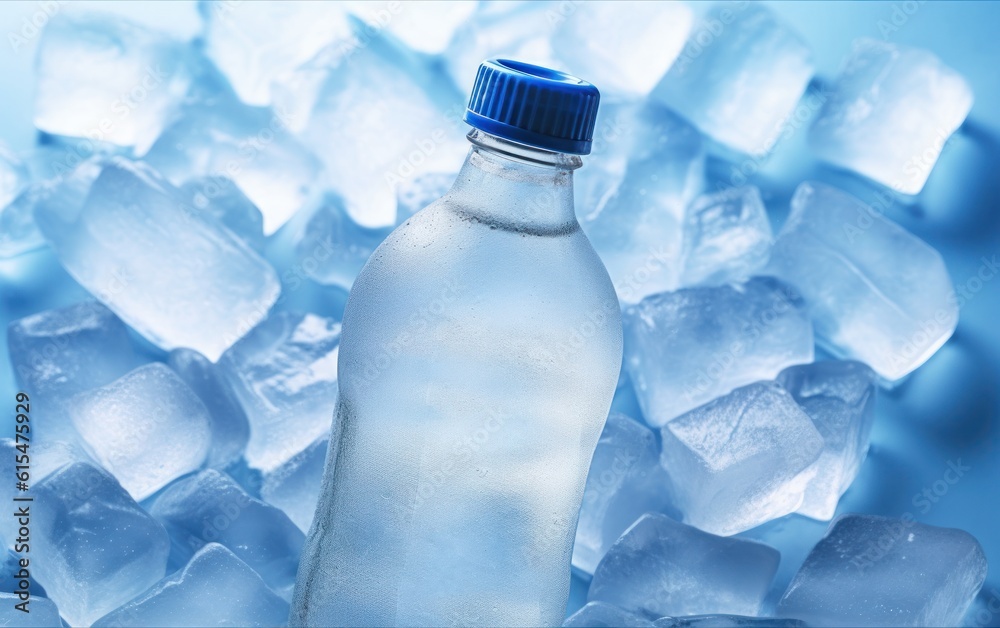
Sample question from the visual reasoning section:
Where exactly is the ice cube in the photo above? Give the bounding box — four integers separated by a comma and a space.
778, 514, 988, 626
574, 100, 640, 222
69, 363, 212, 501
0, 548, 47, 599
657, 616, 806, 627
551, 1, 693, 97
809, 38, 974, 195
564, 601, 655, 627
0, 142, 27, 209
0, 594, 61, 627
34, 158, 281, 362
34, 463, 170, 626
144, 95, 322, 235
294, 196, 392, 291
219, 311, 340, 471
34, 12, 190, 154
624, 277, 814, 426
765, 181, 957, 382
680, 187, 773, 288
198, 0, 352, 106
0, 143, 40, 258
651, 3, 814, 156
260, 435, 328, 533
581, 105, 705, 304
396, 171, 456, 224
168, 348, 251, 469
94, 543, 289, 627
297, 28, 467, 228
661, 381, 825, 536
350, 1, 476, 54
149, 469, 304, 598
574, 413, 674, 576
777, 361, 877, 520
177, 178, 265, 251
589, 513, 780, 618
0, 184, 48, 258
4, 155, 109, 259
7, 300, 141, 444
445, 2, 563, 96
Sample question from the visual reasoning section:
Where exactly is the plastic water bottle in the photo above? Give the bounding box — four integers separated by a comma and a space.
292, 59, 623, 627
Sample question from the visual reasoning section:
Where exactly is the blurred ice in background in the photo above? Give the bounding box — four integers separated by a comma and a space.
0, 1, 999, 626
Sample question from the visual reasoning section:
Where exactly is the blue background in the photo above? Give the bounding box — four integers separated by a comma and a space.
1, 1, 999, 623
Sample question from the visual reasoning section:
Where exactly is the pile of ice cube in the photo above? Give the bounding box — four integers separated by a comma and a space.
0, 1, 987, 626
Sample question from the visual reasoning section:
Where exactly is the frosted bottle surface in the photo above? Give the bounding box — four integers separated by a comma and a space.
292, 60, 623, 627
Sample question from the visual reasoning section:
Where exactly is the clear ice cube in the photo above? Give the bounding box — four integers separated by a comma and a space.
296, 31, 467, 228
0, 142, 27, 209
809, 38, 974, 195
33, 462, 170, 626
260, 434, 328, 533
777, 360, 877, 520
0, 143, 41, 258
445, 1, 563, 97
144, 93, 322, 235
778, 514, 988, 627
624, 277, 814, 426
350, 1, 476, 54
33, 158, 281, 362
588, 513, 780, 618
580, 105, 705, 304
573, 413, 673, 576
661, 381, 825, 536
34, 12, 190, 154
0, 593, 62, 627
69, 363, 212, 501
177, 178, 265, 251
7, 300, 141, 444
149, 469, 304, 598
564, 601, 655, 628
168, 348, 252, 469
651, 3, 814, 156
680, 186, 773, 288
765, 181, 958, 382
198, 0, 352, 106
294, 196, 392, 291
220, 311, 340, 471
93, 543, 289, 627
551, 1, 693, 97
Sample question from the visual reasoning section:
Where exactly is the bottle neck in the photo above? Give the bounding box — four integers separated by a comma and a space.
446, 130, 582, 235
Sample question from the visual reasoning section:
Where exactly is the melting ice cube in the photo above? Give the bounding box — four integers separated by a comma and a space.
624, 277, 814, 426
661, 381, 824, 536
93, 543, 289, 627
69, 363, 212, 501
34, 12, 190, 154
551, 1, 693, 97
33, 463, 170, 626
679, 186, 773, 288
652, 3, 814, 156
34, 158, 281, 362
765, 181, 957, 382
778, 514, 987, 626
149, 469, 304, 598
809, 38, 974, 195
588, 513, 780, 618
777, 360, 877, 520
219, 311, 340, 471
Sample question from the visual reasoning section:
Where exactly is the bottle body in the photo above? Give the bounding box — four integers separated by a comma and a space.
292, 135, 622, 627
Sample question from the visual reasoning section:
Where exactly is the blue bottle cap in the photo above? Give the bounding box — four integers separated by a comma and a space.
464, 59, 601, 155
